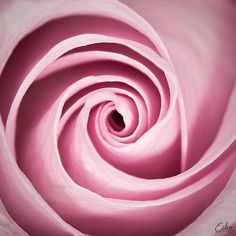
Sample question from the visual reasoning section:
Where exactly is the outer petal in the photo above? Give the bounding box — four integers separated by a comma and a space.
176, 168, 236, 236
0, 200, 28, 236
176, 80, 236, 235
0, 118, 84, 235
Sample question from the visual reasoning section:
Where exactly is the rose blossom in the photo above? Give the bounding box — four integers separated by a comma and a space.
0, 0, 236, 235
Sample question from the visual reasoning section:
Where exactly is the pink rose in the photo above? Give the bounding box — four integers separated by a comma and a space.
0, 0, 236, 235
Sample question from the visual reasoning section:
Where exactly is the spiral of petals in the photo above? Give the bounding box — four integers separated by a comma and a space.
0, 1, 236, 236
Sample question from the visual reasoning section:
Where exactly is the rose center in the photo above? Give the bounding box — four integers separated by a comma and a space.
108, 110, 125, 132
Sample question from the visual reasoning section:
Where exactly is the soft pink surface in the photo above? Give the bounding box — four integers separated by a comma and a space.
0, 0, 236, 235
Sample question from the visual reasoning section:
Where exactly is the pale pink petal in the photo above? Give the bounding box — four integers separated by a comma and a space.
0, 200, 28, 236
0, 118, 83, 235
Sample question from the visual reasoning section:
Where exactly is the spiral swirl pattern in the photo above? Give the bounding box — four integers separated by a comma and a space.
0, 1, 236, 236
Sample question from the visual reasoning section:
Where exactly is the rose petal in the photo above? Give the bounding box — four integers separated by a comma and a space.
121, 0, 236, 168
0, 118, 83, 235
0, 200, 28, 236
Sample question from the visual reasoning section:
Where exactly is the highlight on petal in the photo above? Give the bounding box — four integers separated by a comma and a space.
0, 0, 236, 236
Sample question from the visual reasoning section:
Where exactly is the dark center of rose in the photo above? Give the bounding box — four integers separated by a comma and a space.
109, 110, 125, 132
